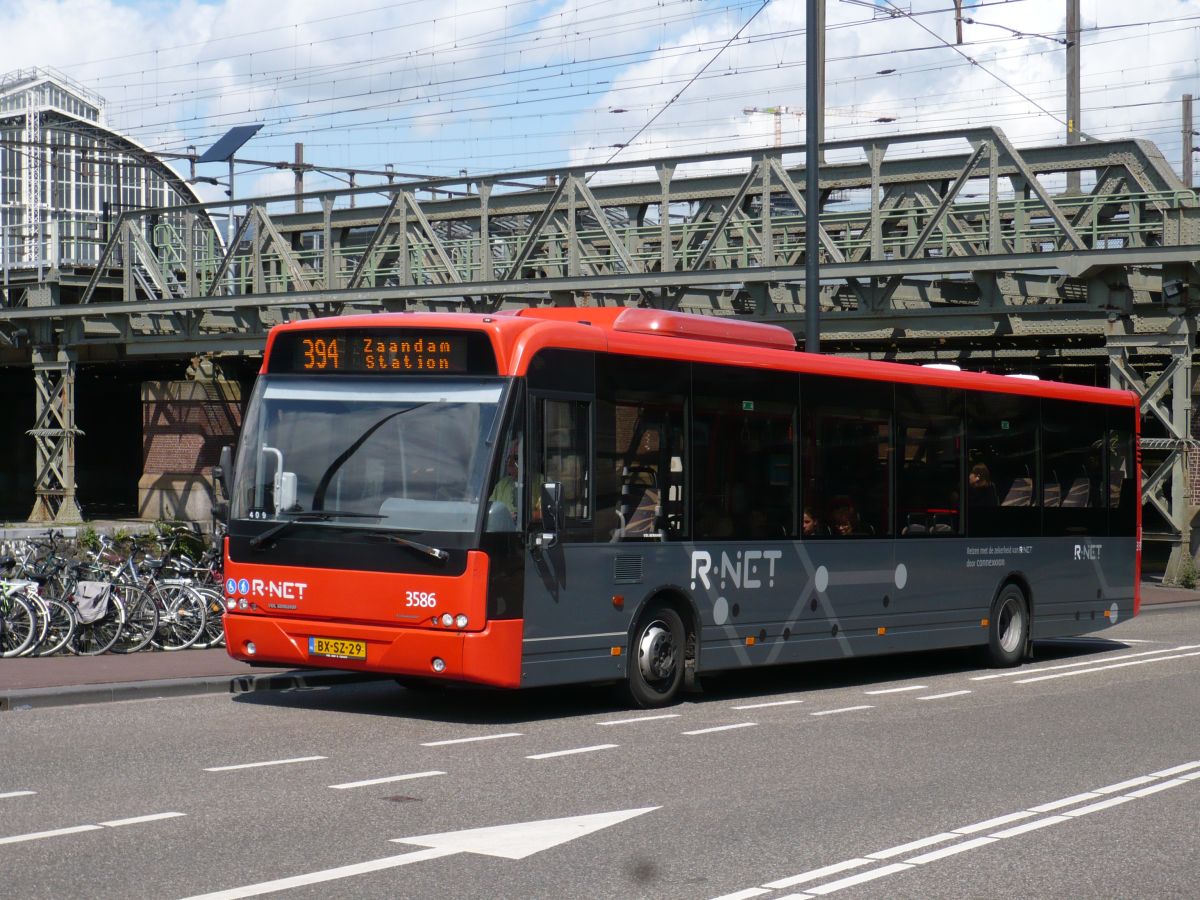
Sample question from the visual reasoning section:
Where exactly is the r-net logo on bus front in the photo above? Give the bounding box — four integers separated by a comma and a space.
689, 549, 783, 592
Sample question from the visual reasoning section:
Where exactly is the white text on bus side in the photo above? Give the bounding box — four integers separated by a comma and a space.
690, 549, 782, 591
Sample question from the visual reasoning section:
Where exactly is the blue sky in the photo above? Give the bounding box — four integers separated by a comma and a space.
3, 0, 1198, 199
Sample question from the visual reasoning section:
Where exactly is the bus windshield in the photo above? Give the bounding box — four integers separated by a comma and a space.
231, 376, 507, 534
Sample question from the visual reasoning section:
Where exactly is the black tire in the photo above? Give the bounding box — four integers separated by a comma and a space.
625, 604, 685, 708
986, 583, 1029, 667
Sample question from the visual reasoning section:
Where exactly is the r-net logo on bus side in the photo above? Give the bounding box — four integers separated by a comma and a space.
690, 549, 782, 592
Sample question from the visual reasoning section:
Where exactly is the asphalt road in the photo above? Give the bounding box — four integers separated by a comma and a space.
2, 601, 1198, 900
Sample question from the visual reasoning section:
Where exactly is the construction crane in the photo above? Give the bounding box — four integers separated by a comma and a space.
743, 105, 803, 148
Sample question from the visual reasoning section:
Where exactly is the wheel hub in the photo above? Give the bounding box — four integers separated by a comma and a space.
638, 622, 677, 682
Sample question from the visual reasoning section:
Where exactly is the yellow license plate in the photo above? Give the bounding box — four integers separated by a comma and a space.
308, 636, 367, 660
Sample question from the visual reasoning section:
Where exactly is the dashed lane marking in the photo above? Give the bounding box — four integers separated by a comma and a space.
971, 645, 1200, 681
0, 791, 35, 799
916, 690, 972, 701
329, 771, 445, 790
0, 812, 185, 845
596, 714, 680, 726
715, 758, 1200, 900
733, 699, 805, 710
863, 685, 928, 695
420, 733, 522, 747
810, 705, 873, 717
683, 723, 757, 736
204, 756, 326, 772
526, 744, 618, 760
1014, 650, 1200, 684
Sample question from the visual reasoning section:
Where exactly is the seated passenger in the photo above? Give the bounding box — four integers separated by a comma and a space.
967, 463, 998, 507
829, 498, 862, 537
802, 506, 823, 537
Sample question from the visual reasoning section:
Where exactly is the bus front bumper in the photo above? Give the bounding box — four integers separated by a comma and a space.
223, 614, 524, 688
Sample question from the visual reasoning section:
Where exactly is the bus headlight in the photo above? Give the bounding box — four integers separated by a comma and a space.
455, 614, 468, 629
441, 613, 454, 626
431, 657, 446, 673
245, 641, 256, 656
226, 599, 237, 611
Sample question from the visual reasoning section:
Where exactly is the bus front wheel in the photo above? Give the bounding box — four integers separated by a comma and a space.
986, 584, 1029, 668
625, 605, 685, 708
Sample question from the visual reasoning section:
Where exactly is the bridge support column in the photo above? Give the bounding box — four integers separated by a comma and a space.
1108, 323, 1195, 583
26, 346, 83, 523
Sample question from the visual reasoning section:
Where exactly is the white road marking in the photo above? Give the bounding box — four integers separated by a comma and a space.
0, 811, 185, 846
99, 812, 186, 827
1126, 778, 1189, 799
917, 690, 972, 701
1015, 650, 1200, 684
867, 832, 959, 860
596, 713, 680, 726
0, 790, 35, 799
905, 836, 997, 864
1095, 774, 1158, 794
990, 815, 1071, 839
810, 705, 873, 716
420, 732, 522, 747
329, 771, 445, 790
1029, 791, 1101, 812
0, 824, 102, 845
1063, 796, 1136, 817
204, 756, 326, 772
182, 847, 459, 899
973, 645, 1200, 681
808, 862, 914, 894
733, 699, 805, 710
863, 685, 928, 695
950, 811, 1034, 834
708, 888, 771, 900
526, 744, 618, 760
682, 723, 757, 736
1148, 760, 1200, 778
763, 859, 873, 889
744, 760, 1200, 900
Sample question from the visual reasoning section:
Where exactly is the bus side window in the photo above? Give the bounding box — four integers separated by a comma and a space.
596, 355, 688, 542
966, 391, 1039, 538
531, 397, 591, 537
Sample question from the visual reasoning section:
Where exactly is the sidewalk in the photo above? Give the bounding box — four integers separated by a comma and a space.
0, 647, 382, 712
3, 580, 1196, 712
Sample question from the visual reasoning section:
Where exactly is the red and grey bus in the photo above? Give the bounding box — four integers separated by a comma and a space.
221, 308, 1140, 706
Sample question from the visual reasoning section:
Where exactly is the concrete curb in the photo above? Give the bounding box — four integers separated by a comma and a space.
0, 669, 386, 712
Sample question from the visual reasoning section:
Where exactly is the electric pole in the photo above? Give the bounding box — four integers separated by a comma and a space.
805, 0, 823, 353
1185, 94, 1195, 189
1066, 0, 1081, 192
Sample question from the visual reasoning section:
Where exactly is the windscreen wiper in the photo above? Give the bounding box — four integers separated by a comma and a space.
250, 510, 383, 550
364, 532, 449, 562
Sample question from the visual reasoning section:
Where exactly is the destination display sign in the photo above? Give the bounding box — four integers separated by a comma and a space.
268, 329, 497, 375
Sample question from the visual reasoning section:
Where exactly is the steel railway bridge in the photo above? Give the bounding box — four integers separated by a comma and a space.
2, 128, 1198, 575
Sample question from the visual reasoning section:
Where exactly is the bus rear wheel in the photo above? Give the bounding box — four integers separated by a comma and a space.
986, 584, 1029, 668
625, 605, 685, 708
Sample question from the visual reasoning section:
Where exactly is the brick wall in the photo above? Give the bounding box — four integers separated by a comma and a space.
140, 380, 242, 521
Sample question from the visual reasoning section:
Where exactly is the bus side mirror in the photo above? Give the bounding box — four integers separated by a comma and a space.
536, 481, 563, 550
211, 500, 229, 523
215, 445, 234, 499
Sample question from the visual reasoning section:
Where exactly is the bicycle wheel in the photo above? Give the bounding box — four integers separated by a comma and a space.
16, 591, 49, 657
153, 584, 207, 650
34, 598, 77, 657
1, 592, 38, 658
191, 588, 226, 649
72, 589, 125, 656
110, 584, 159, 654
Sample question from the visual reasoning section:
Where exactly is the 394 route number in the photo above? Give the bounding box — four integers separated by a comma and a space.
406, 591, 438, 608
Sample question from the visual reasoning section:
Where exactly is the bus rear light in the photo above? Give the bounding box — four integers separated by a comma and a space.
441, 613, 454, 627
245, 641, 257, 656
455, 614, 469, 629
431, 657, 446, 673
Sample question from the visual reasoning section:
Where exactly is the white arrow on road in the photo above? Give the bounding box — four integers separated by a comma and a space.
180, 807, 659, 900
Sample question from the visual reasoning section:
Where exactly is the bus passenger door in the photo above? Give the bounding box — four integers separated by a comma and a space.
528, 394, 592, 599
